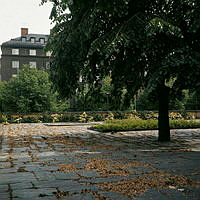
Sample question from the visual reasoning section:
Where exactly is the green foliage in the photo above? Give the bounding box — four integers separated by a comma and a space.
185, 91, 200, 110
0, 114, 8, 123
79, 112, 93, 123
0, 111, 197, 124
105, 112, 114, 121
91, 119, 200, 132
43, 0, 200, 116
74, 76, 113, 111
0, 65, 69, 113
1, 65, 53, 113
20, 116, 41, 123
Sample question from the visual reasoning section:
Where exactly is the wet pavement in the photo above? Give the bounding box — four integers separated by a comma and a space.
0, 123, 200, 200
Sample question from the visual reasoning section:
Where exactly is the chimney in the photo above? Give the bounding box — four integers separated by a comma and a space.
21, 28, 28, 36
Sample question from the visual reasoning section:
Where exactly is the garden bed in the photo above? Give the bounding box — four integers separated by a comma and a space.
90, 119, 200, 132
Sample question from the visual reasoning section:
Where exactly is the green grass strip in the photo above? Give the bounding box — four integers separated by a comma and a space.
91, 119, 200, 132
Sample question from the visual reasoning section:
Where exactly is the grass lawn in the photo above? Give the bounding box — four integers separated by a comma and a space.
90, 119, 200, 132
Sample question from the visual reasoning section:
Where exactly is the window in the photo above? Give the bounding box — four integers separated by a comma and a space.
12, 61, 19, 68
22, 37, 26, 42
29, 62, 36, 68
46, 51, 52, 57
46, 62, 50, 69
29, 49, 36, 56
40, 38, 45, 44
30, 37, 35, 43
12, 49, 19, 55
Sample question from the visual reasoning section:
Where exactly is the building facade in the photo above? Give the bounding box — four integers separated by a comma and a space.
0, 28, 50, 81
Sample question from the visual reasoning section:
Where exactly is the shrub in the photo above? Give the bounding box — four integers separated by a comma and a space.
91, 119, 200, 132
180, 111, 195, 120
0, 114, 8, 123
169, 112, 183, 120
91, 119, 158, 132
21, 115, 40, 123
105, 112, 114, 121
79, 112, 94, 123
91, 112, 107, 121
113, 111, 126, 119
124, 111, 141, 120
137, 112, 155, 120
40, 114, 54, 123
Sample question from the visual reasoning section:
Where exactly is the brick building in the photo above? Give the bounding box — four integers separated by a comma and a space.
0, 28, 50, 81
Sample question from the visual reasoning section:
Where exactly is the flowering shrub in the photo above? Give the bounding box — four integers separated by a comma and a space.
138, 111, 158, 120
51, 114, 60, 123
169, 112, 183, 120
79, 112, 93, 123
180, 112, 195, 120
0, 114, 8, 123
0, 111, 198, 124
105, 112, 114, 121
124, 111, 140, 120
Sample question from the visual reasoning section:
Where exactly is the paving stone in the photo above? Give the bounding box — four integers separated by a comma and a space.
0, 162, 11, 168
76, 170, 101, 178
0, 168, 17, 173
13, 188, 57, 199
10, 182, 33, 190
13, 196, 55, 200
57, 184, 99, 194
61, 193, 94, 200
0, 172, 36, 184
0, 156, 9, 162
0, 192, 10, 200
129, 167, 153, 175
99, 191, 129, 200
136, 188, 192, 200
0, 184, 8, 192
32, 179, 80, 189
80, 176, 126, 184
34, 171, 56, 181
13, 157, 32, 163
136, 188, 172, 200
53, 171, 79, 180
25, 164, 58, 172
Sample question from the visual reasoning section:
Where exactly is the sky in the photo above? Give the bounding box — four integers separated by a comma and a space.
0, 0, 53, 49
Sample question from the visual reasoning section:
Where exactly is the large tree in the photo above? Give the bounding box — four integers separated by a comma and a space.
43, 0, 200, 141
1, 65, 54, 113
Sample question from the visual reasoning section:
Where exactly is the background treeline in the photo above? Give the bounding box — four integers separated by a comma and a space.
0, 65, 68, 113
0, 65, 199, 114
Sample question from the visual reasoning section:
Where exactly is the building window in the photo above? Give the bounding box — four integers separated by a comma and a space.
29, 62, 36, 68
46, 51, 52, 57
12, 49, 19, 55
40, 38, 45, 44
46, 62, 50, 69
12, 74, 18, 78
30, 37, 35, 43
29, 49, 36, 56
12, 61, 19, 68
22, 37, 26, 42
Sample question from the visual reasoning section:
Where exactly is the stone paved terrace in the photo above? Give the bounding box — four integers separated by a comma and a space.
0, 123, 200, 200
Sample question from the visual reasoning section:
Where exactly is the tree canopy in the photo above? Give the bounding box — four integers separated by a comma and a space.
0, 65, 54, 113
43, 0, 200, 141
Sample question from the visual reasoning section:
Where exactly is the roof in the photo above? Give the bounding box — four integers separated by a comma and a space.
1, 34, 49, 49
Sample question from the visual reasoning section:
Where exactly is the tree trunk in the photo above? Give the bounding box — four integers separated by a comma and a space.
158, 84, 170, 142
